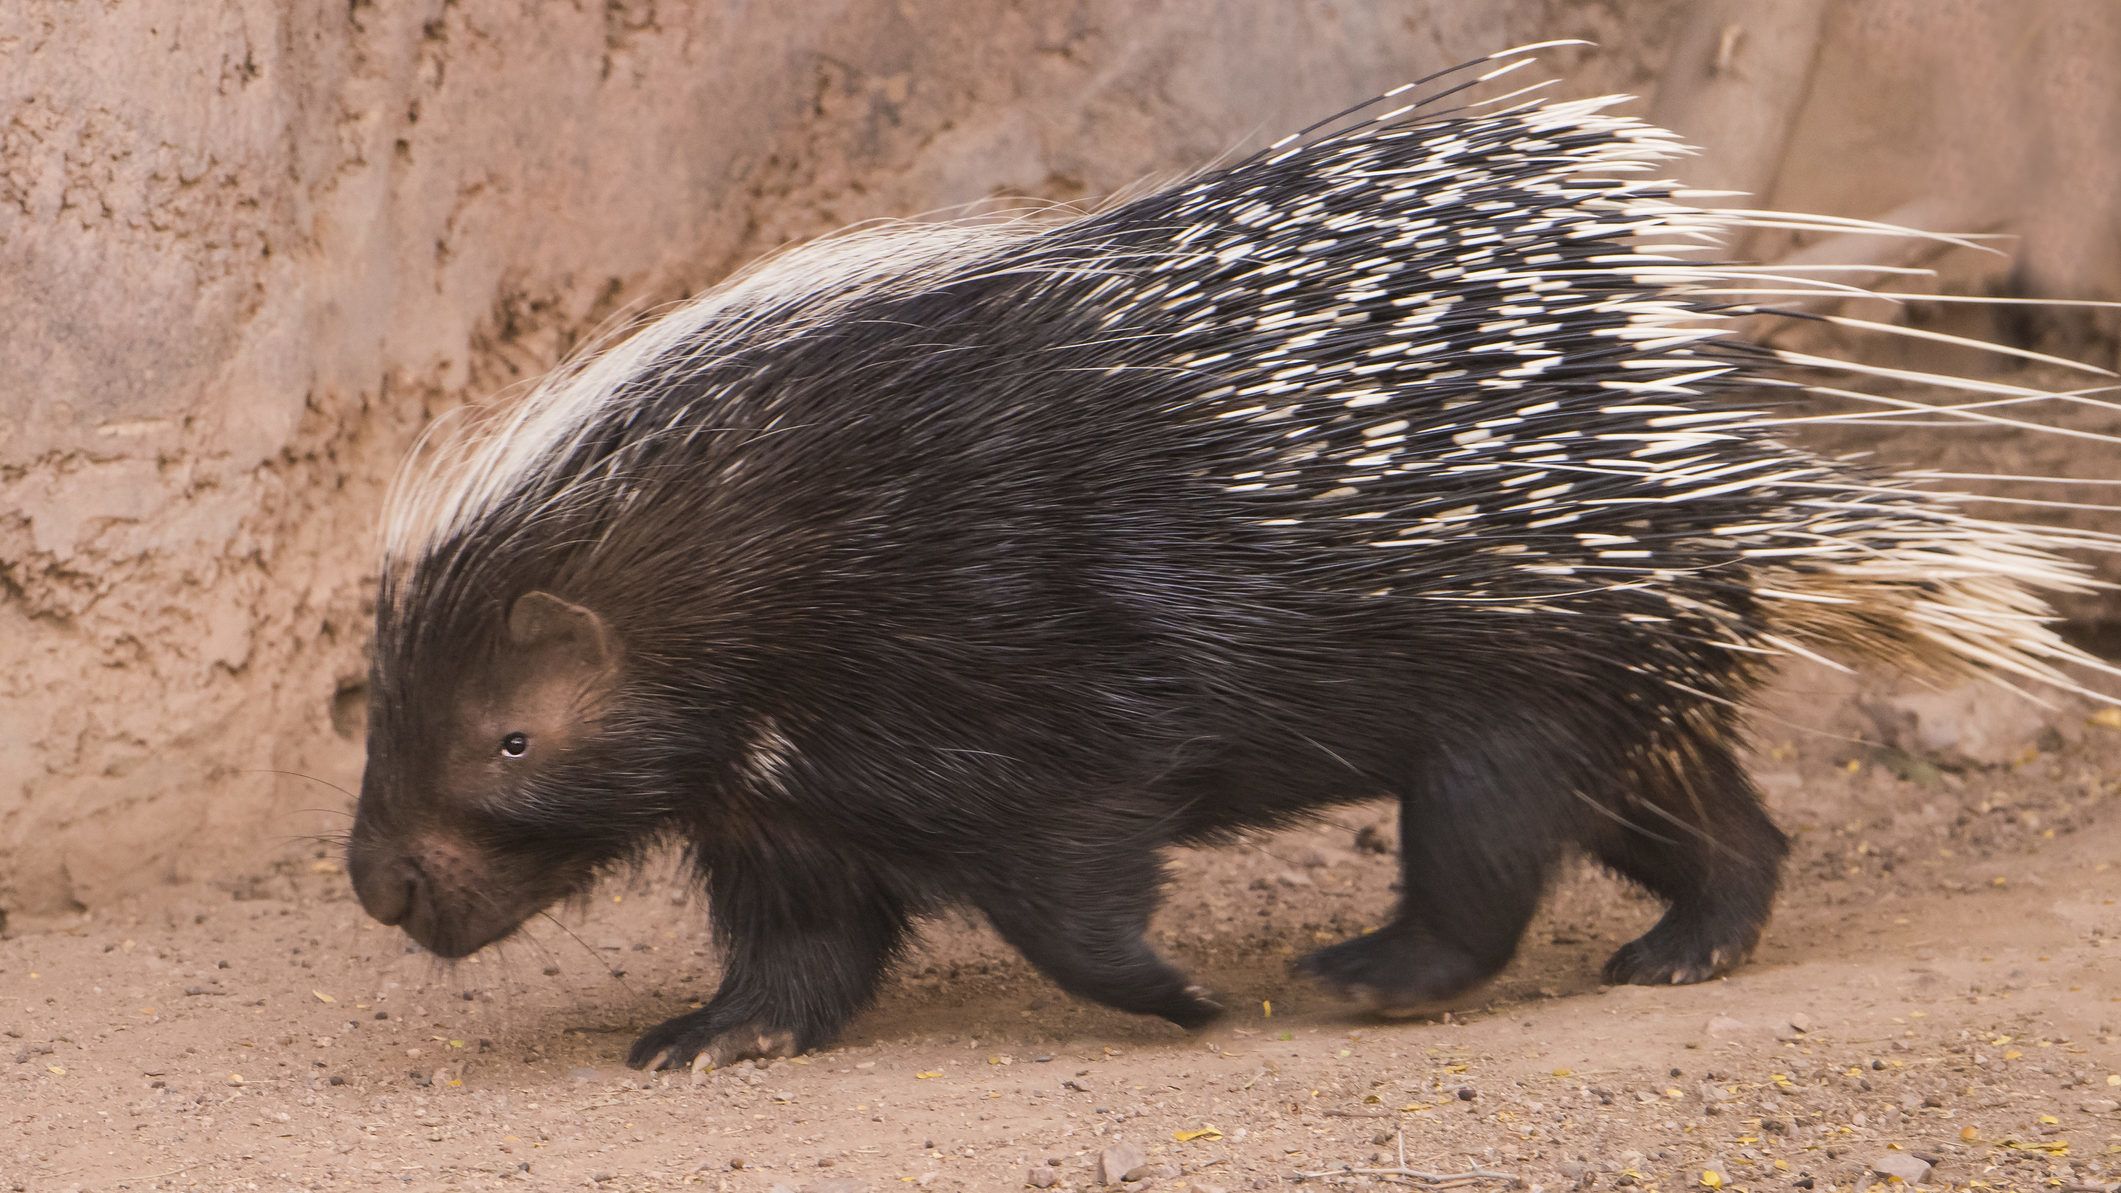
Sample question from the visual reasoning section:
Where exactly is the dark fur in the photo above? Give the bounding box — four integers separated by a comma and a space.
348, 87, 1874, 1071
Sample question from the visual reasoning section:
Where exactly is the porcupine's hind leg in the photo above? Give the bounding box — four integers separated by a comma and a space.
1591, 728, 1788, 985
1297, 738, 1570, 1016
972, 840, 1223, 1030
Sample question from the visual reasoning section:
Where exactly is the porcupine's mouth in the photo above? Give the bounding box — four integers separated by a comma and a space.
358, 841, 594, 960
401, 893, 527, 959
401, 880, 575, 959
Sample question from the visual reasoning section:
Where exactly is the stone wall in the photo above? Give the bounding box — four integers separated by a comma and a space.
2, 0, 2114, 916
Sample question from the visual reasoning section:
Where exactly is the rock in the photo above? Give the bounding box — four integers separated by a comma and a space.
1706, 1014, 1748, 1036
1871, 1152, 1931, 1184
2080, 1097, 2120, 1114
1786, 1012, 1813, 1034
1128, 1163, 1180, 1182
1863, 686, 2048, 768
1028, 1169, 1060, 1189
1274, 870, 1312, 888
1100, 1142, 1148, 1185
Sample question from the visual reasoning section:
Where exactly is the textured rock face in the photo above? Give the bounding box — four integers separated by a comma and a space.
1, 1, 2114, 914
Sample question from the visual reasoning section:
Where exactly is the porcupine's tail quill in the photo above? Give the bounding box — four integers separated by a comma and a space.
1400, 43, 2121, 703
1701, 236, 2121, 703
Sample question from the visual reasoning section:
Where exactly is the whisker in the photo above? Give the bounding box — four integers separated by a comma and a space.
242, 769, 359, 802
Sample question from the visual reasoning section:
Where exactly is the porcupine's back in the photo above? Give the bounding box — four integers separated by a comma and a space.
379, 63, 2115, 762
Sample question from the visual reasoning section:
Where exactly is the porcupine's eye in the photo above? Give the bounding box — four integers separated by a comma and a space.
500, 732, 529, 758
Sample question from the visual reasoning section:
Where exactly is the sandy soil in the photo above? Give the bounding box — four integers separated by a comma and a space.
3, 677, 2118, 1193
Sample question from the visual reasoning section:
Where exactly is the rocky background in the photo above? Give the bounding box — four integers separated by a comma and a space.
4, 0, 2117, 917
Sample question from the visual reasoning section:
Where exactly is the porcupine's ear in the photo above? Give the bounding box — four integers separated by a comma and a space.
506, 592, 619, 676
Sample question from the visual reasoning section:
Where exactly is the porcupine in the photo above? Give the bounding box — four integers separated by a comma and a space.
347, 45, 2120, 1073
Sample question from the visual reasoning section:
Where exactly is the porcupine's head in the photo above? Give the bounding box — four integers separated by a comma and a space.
348, 575, 645, 957
344, 327, 717, 957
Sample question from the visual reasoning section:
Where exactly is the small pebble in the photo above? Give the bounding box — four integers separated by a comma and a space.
1098, 1142, 1147, 1185
1871, 1152, 1931, 1184
1027, 1172, 1059, 1190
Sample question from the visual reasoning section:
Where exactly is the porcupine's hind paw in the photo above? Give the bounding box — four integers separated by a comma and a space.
1296, 924, 1497, 1018
1589, 765, 1783, 988
1601, 914, 1761, 987
627, 1006, 806, 1077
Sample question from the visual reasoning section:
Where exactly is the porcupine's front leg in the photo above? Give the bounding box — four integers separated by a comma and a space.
627, 849, 912, 1072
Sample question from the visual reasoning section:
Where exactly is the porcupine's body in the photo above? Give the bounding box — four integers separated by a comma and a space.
349, 51, 2114, 1072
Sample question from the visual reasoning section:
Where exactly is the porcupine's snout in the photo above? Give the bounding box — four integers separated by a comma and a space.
347, 824, 519, 958
347, 844, 418, 927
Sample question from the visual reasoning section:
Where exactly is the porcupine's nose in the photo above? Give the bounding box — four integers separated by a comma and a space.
348, 850, 421, 927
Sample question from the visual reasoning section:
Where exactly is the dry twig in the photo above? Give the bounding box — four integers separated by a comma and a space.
1292, 1128, 1519, 1188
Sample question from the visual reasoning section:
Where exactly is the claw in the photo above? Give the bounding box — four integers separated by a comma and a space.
1181, 984, 1225, 1021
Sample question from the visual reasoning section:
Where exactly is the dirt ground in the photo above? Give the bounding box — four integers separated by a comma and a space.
3, 672, 2118, 1193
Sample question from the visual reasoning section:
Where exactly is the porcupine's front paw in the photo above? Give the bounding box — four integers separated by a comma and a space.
1297, 924, 1496, 1018
626, 1005, 808, 1075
